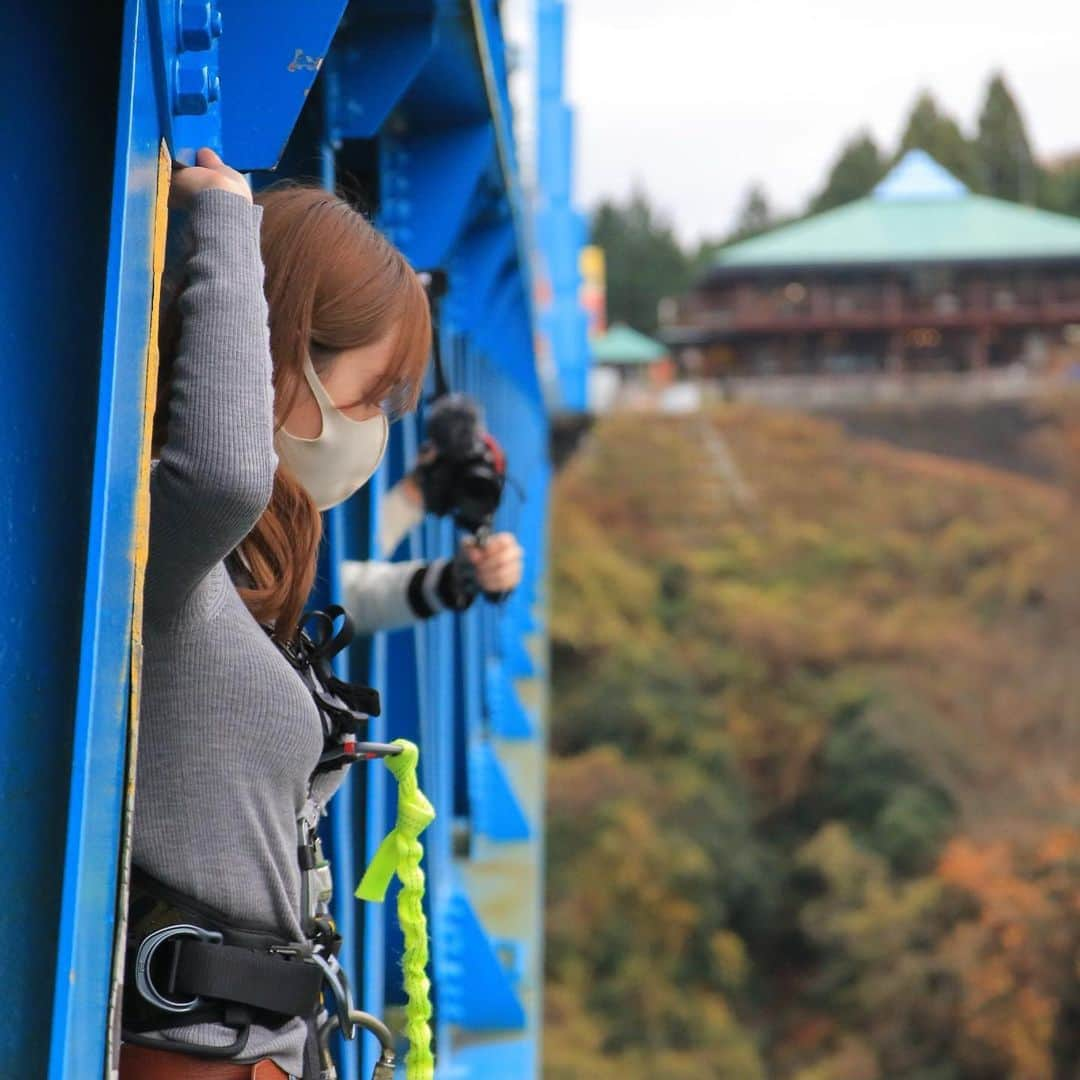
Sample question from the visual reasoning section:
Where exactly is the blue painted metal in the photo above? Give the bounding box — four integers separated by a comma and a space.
357, 466, 392, 1080
500, 618, 536, 679
471, 740, 531, 842
381, 125, 495, 270
438, 890, 527, 1030
485, 659, 535, 739
156, 0, 224, 161
448, 1037, 536, 1076
15, 0, 558, 1075
47, 0, 165, 1067
219, 0, 349, 168
534, 0, 590, 411
1, 4, 127, 1074
324, 4, 436, 142
158, 0, 349, 167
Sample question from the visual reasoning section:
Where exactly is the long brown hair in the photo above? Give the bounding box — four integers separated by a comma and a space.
155, 184, 432, 640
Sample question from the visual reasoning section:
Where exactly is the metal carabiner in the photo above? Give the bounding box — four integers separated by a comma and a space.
317, 1012, 397, 1080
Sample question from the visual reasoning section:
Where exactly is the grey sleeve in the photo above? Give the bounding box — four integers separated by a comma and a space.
341, 558, 440, 633
146, 189, 276, 617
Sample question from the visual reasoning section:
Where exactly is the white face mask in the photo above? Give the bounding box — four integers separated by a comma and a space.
275, 354, 389, 511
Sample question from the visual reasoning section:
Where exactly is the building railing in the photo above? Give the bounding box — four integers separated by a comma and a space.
672, 275, 1080, 334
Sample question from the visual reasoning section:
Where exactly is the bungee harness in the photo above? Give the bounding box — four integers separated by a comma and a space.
123, 606, 435, 1080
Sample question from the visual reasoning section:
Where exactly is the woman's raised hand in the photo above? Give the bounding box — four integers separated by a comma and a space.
170, 147, 253, 209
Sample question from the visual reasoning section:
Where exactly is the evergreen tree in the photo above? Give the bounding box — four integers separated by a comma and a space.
809, 132, 887, 213
898, 91, 980, 189
1039, 157, 1080, 218
731, 183, 773, 240
691, 187, 788, 276
590, 189, 691, 334
976, 73, 1038, 204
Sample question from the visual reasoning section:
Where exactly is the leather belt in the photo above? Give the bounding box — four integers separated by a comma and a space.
119, 1043, 289, 1079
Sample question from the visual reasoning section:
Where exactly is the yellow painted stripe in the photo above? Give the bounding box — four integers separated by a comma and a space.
130, 140, 171, 662
125, 137, 171, 806
106, 139, 171, 1076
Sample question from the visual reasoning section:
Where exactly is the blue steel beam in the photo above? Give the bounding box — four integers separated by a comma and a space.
1, 4, 128, 1075
40, 1, 169, 1074
169, 0, 350, 168
324, 4, 436, 142
381, 125, 496, 271
438, 890, 528, 1030
471, 740, 532, 842
485, 659, 535, 739
534, 0, 590, 410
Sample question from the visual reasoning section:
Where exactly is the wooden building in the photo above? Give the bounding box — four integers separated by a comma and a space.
666, 151, 1080, 376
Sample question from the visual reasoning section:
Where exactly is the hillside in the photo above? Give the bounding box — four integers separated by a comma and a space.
544, 406, 1080, 1079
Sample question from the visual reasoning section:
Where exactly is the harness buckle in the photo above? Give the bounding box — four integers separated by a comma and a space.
134, 923, 223, 1014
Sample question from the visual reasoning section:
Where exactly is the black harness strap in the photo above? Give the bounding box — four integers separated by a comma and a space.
172, 939, 324, 1017
277, 606, 381, 776
123, 867, 307, 1039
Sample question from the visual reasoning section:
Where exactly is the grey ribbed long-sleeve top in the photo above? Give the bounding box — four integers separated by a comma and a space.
134, 189, 319, 1076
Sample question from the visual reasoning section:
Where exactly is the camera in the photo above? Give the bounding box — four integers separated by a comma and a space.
416, 393, 506, 535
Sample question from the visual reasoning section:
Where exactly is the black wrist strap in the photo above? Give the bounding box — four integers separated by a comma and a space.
438, 554, 479, 611
407, 565, 439, 618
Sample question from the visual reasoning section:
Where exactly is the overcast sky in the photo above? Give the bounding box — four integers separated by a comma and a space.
552, 0, 1080, 244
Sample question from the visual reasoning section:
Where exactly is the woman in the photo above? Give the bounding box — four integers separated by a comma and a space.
120, 149, 431, 1080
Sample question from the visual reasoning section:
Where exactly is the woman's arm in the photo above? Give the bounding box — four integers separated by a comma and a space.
342, 553, 480, 633
146, 187, 275, 616
341, 533, 523, 634
378, 477, 425, 556
341, 559, 438, 634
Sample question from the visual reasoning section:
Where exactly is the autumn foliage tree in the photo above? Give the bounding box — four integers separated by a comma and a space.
545, 406, 1080, 1078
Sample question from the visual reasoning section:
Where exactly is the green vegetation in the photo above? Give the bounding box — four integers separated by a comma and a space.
590, 192, 694, 335
544, 407, 1080, 1079
808, 134, 887, 217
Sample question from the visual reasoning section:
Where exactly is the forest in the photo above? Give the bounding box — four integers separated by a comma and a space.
543, 404, 1080, 1078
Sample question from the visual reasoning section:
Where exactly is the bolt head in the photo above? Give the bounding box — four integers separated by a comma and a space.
179, 0, 214, 51
174, 58, 210, 115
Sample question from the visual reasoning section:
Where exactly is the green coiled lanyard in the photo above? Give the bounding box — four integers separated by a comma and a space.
356, 739, 436, 1080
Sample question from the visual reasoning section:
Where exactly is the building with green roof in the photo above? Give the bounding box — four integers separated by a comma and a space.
591, 322, 669, 367
667, 150, 1080, 375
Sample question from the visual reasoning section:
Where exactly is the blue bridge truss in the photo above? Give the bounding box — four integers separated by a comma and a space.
0, 1, 586, 1077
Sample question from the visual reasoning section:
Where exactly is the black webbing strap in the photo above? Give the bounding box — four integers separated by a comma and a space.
171, 939, 324, 1017
124, 865, 321, 1040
